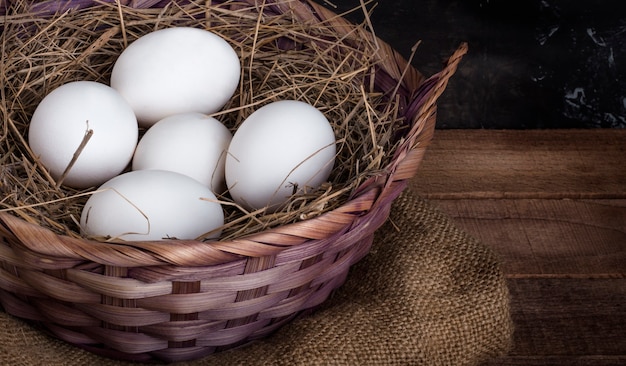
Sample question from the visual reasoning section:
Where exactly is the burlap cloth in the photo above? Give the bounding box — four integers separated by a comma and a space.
0, 189, 513, 365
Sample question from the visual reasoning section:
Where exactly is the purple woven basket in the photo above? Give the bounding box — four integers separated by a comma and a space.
0, 0, 466, 362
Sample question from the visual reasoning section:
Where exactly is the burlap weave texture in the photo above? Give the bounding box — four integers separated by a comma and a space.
0, 189, 512, 365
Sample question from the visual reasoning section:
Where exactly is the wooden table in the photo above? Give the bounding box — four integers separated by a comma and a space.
411, 129, 625, 365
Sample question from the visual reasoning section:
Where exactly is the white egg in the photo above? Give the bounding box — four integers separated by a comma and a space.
80, 170, 224, 241
225, 100, 336, 212
132, 113, 232, 193
28, 81, 138, 189
110, 27, 241, 128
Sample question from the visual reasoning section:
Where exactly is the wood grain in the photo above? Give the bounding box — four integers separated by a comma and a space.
411, 129, 626, 199
484, 278, 626, 366
410, 129, 626, 366
431, 198, 626, 276
508, 278, 625, 353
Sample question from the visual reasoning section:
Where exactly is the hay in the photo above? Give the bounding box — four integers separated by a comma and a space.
1, 0, 411, 241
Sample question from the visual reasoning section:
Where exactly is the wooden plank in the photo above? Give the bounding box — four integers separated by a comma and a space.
505, 278, 625, 356
409, 129, 626, 366
410, 129, 626, 276
411, 129, 626, 199
425, 197, 626, 365
482, 278, 626, 366
482, 356, 626, 366
427, 198, 626, 275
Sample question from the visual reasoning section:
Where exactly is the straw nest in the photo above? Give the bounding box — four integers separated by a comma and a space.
0, 2, 454, 243
0, 0, 466, 362
1, 0, 424, 240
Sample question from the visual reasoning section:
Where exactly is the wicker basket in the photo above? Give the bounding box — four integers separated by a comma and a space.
0, 0, 466, 362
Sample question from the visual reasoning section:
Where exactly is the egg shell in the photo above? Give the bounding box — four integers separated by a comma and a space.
28, 81, 138, 189
80, 170, 224, 241
132, 113, 232, 193
110, 27, 241, 127
225, 100, 336, 212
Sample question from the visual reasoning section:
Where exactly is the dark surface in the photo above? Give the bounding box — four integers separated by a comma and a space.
325, 0, 626, 129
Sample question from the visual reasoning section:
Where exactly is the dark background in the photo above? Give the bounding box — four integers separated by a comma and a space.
325, 0, 626, 129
